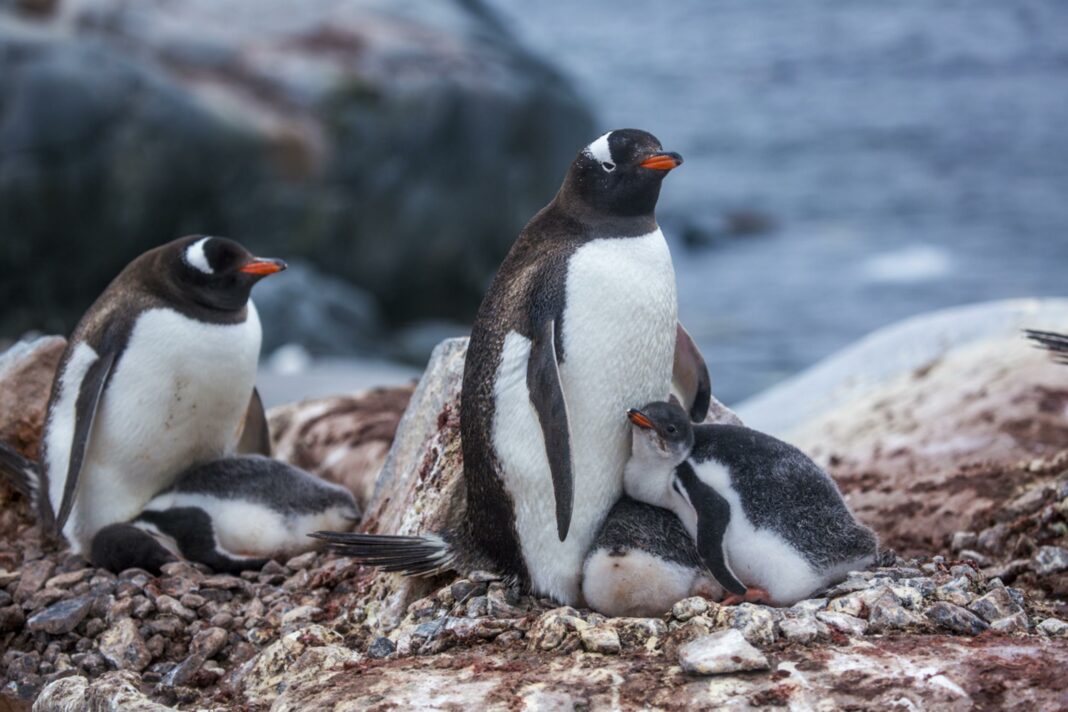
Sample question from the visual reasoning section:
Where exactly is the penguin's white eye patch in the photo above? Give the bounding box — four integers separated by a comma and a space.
601, 161, 615, 172
185, 237, 214, 275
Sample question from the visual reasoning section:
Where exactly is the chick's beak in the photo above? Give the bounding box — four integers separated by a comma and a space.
239, 258, 288, 276
627, 409, 655, 429
639, 152, 683, 171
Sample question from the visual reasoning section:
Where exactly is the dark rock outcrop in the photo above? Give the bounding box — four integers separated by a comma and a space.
0, 0, 595, 339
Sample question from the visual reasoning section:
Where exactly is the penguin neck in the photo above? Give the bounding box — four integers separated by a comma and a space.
550, 188, 659, 239
623, 445, 679, 512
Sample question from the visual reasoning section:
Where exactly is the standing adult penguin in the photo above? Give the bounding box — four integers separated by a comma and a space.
317, 130, 711, 604
33, 235, 285, 554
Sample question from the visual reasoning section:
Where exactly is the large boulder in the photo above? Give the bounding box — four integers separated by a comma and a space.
0, 0, 595, 338
738, 299, 1068, 554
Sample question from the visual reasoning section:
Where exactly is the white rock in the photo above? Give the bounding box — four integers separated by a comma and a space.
677, 629, 770, 675
1038, 618, 1068, 636
817, 611, 868, 637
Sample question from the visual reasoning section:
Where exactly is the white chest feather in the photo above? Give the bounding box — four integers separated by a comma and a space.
492, 229, 678, 604
57, 304, 262, 551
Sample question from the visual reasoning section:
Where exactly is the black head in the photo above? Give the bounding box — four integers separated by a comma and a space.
560, 129, 683, 219
156, 236, 287, 312
627, 400, 695, 453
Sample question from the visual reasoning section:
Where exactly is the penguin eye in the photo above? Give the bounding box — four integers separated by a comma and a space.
666, 425, 677, 434
601, 161, 615, 172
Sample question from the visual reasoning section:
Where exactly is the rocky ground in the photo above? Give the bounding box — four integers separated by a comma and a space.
2, 333, 1068, 709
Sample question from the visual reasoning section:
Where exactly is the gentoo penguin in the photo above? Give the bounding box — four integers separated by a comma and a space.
623, 401, 877, 606
90, 455, 359, 574
1026, 329, 1068, 363
36, 235, 285, 554
314, 129, 711, 604
581, 496, 720, 617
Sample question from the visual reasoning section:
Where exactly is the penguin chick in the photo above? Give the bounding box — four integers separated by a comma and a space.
623, 401, 877, 606
582, 496, 720, 617
89, 456, 359, 575
38, 235, 285, 554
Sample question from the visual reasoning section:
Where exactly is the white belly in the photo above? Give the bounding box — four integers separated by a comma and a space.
688, 460, 824, 606
61, 304, 262, 552
493, 229, 677, 603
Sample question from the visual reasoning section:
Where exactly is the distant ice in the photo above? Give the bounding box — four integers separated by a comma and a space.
860, 245, 953, 284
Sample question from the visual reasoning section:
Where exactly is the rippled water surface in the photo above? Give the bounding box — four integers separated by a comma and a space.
486, 0, 1068, 403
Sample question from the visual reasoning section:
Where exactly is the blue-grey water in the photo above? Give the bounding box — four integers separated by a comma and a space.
485, 0, 1068, 404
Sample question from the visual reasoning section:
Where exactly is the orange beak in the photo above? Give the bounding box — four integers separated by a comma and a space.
627, 409, 655, 429
639, 152, 683, 171
239, 258, 287, 276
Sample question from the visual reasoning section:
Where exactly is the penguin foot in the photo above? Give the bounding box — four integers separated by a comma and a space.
721, 587, 770, 606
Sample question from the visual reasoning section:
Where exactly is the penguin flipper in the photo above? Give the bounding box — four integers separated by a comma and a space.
55, 349, 117, 532
527, 318, 574, 542
675, 463, 747, 596
236, 387, 272, 456
0, 441, 39, 502
90, 522, 178, 575
1025, 329, 1068, 364
673, 322, 711, 422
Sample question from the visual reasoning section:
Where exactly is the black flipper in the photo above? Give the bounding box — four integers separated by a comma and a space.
90, 523, 178, 575
673, 322, 711, 423
0, 441, 39, 501
527, 318, 574, 541
236, 387, 272, 456
1025, 329, 1068, 364
675, 463, 746, 596
136, 508, 270, 575
309, 531, 456, 577
55, 349, 117, 531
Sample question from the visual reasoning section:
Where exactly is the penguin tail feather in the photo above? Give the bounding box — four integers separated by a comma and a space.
0, 441, 39, 504
309, 531, 456, 577
1025, 329, 1068, 364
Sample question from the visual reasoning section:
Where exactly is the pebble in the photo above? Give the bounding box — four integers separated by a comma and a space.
1032, 546, 1068, 576
1037, 618, 1068, 636
951, 531, 977, 552
934, 577, 974, 607
671, 596, 710, 621
868, 592, 923, 631
989, 611, 1029, 634
26, 595, 94, 635
925, 602, 989, 635
45, 569, 94, 589
677, 629, 770, 675
817, 611, 868, 637
0, 605, 26, 632
450, 579, 487, 603
14, 559, 55, 602
957, 550, 989, 567
778, 615, 821, 644
717, 603, 778, 646
968, 588, 1022, 624
579, 626, 621, 655
154, 596, 196, 622
98, 618, 151, 672
286, 551, 317, 570
610, 618, 667, 648
367, 636, 396, 659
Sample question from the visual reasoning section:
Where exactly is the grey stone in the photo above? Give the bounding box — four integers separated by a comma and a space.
366, 636, 395, 659
925, 602, 989, 635
97, 618, 151, 672
35, 670, 172, 711
27, 594, 93, 635
1038, 618, 1068, 636
951, 531, 977, 552
14, 559, 54, 602
778, 615, 821, 644
1033, 546, 1068, 576
990, 611, 1030, 633
934, 577, 974, 607
672, 596, 710, 621
579, 626, 621, 655
968, 587, 1022, 624
678, 629, 770, 675
817, 611, 868, 637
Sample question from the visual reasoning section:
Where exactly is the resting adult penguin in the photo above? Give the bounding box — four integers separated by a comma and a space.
32, 236, 285, 554
89, 456, 359, 575
316, 129, 712, 604
623, 400, 878, 606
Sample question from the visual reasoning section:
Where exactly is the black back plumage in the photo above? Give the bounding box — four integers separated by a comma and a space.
690, 425, 877, 570
157, 455, 356, 517
591, 496, 702, 569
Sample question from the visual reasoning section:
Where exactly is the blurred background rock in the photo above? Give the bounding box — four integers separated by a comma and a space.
1, 0, 1066, 404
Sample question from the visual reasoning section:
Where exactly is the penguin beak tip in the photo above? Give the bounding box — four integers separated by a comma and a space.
627, 409, 655, 429
240, 258, 288, 276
